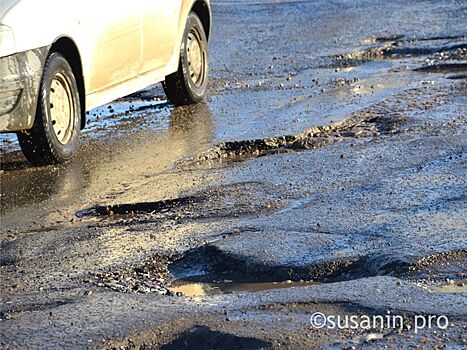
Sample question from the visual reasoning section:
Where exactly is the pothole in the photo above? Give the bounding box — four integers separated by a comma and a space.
414, 62, 467, 73
159, 326, 272, 350
86, 238, 466, 298
164, 241, 325, 298
331, 34, 466, 69
76, 182, 289, 223
168, 279, 320, 298
76, 195, 202, 217
179, 114, 403, 166
446, 73, 467, 80
164, 240, 329, 298
363, 34, 465, 44
166, 235, 467, 299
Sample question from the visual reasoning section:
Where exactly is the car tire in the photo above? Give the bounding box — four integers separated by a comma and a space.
18, 52, 81, 166
163, 12, 208, 106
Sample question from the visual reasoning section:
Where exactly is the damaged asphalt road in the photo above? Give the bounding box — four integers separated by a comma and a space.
1, 0, 466, 349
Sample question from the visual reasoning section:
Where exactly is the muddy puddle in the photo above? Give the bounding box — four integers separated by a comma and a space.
166, 275, 467, 300
431, 280, 467, 294
168, 279, 320, 298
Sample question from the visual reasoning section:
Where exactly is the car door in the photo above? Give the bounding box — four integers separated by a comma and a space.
140, 0, 182, 74
78, 0, 142, 93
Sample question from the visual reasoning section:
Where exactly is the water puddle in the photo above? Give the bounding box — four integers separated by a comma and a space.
432, 280, 467, 293
0, 94, 170, 154
168, 279, 320, 297
83, 97, 171, 139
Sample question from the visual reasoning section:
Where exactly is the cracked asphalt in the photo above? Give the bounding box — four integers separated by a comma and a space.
1, 0, 466, 349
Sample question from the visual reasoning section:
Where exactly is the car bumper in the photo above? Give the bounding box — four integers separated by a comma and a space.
0, 47, 49, 133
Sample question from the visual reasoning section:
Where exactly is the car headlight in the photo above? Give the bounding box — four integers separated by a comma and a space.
0, 25, 15, 57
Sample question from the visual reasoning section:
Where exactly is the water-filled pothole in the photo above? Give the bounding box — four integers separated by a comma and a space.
168, 279, 320, 297
431, 280, 467, 294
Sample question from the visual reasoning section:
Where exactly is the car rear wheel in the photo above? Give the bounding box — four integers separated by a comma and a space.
18, 52, 81, 166
163, 12, 208, 106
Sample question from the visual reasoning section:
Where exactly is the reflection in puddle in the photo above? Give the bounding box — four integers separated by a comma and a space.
0, 163, 88, 214
83, 98, 171, 138
169, 279, 320, 297
1, 102, 215, 232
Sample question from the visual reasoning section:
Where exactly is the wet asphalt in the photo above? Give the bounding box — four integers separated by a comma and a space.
1, 0, 466, 349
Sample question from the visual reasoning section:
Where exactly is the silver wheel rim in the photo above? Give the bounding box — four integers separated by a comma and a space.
187, 28, 205, 87
49, 72, 74, 144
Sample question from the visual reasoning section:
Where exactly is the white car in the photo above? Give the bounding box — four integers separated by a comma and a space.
0, 0, 211, 165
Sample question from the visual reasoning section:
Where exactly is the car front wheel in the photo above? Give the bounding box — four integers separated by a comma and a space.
163, 12, 209, 106
18, 52, 81, 166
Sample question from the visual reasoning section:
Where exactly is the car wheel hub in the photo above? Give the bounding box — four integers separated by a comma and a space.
49, 72, 74, 144
187, 29, 204, 86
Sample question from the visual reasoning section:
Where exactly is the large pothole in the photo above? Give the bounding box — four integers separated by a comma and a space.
76, 181, 289, 223
167, 230, 467, 297
178, 113, 404, 167
330, 34, 466, 69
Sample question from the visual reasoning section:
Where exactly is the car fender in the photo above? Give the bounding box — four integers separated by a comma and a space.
0, 0, 82, 58
166, 0, 211, 74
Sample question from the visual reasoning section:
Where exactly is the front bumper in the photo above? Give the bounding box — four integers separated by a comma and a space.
0, 47, 49, 133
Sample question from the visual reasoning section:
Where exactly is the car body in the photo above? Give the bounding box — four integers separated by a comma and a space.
0, 0, 211, 164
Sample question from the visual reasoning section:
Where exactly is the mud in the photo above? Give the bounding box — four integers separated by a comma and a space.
1, 0, 467, 349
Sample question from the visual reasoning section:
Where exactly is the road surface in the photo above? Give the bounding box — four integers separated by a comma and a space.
1, 0, 466, 348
